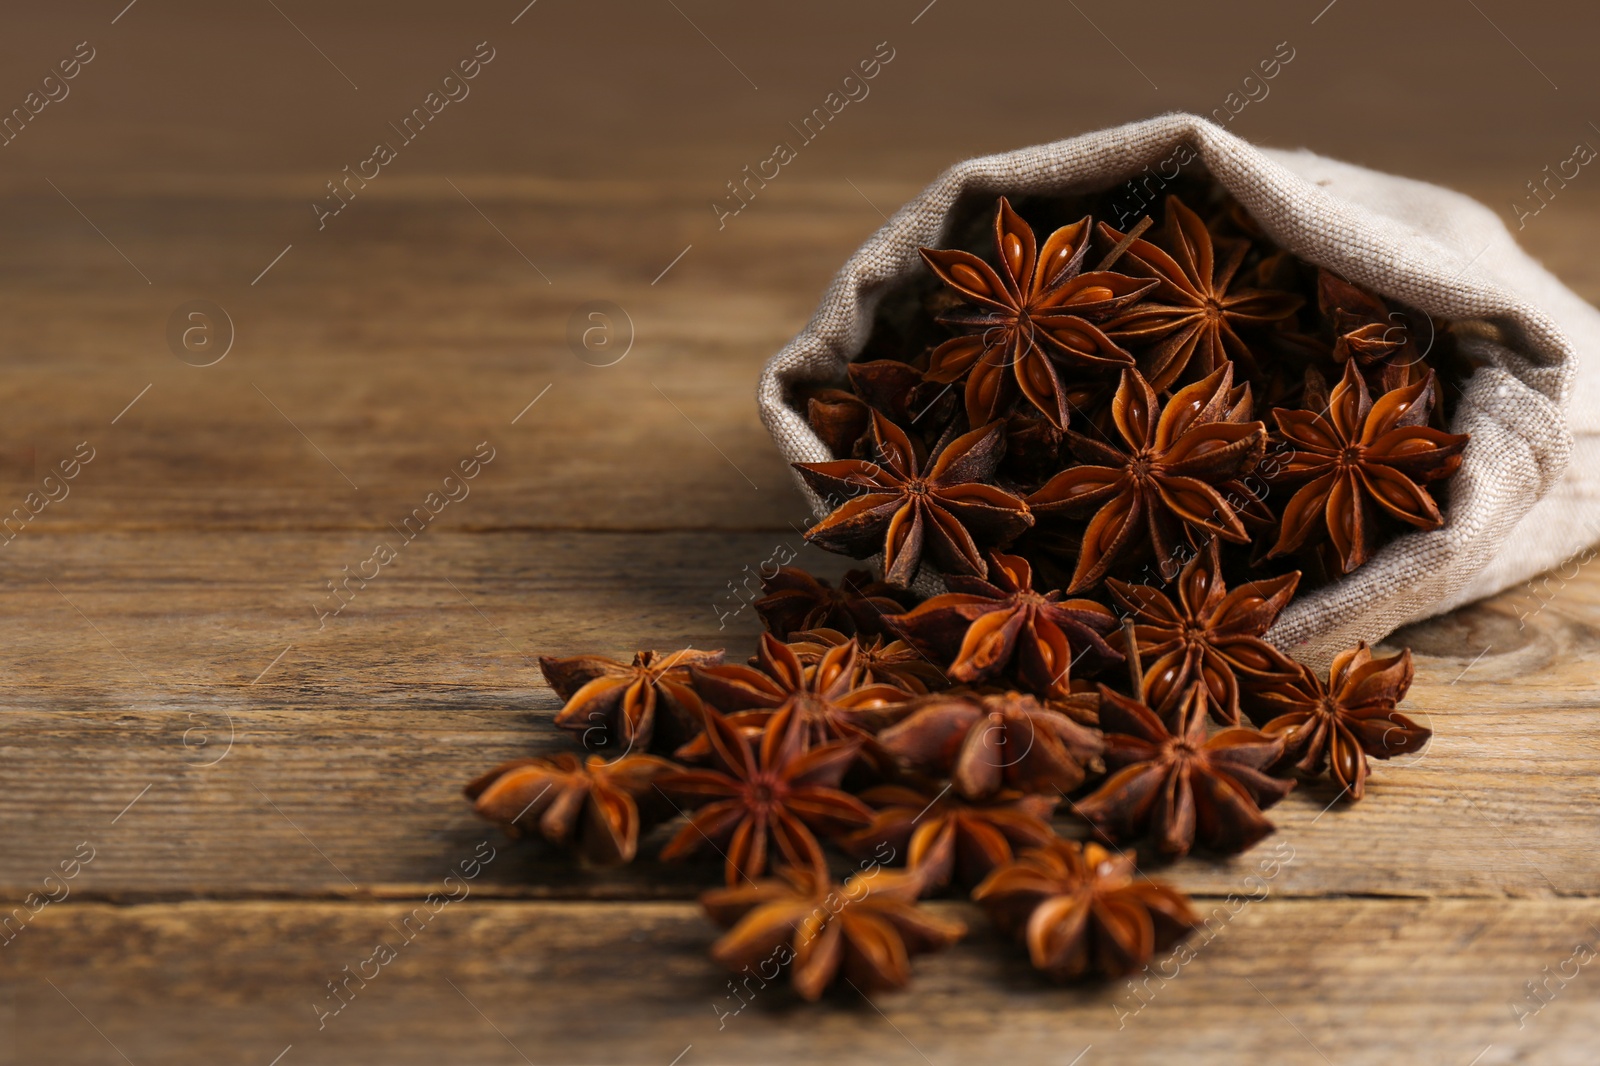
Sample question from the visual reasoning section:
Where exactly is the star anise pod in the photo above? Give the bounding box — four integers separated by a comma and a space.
754, 566, 913, 640
844, 784, 1059, 893
682, 632, 911, 760
780, 628, 948, 695
464, 752, 677, 865
886, 551, 1122, 700
1098, 196, 1303, 390
701, 864, 966, 1001
1265, 360, 1468, 574
878, 689, 1104, 800
1247, 643, 1429, 802
1320, 270, 1408, 367
1072, 686, 1292, 857
1209, 378, 1280, 535
1106, 540, 1300, 725
920, 197, 1155, 428
1000, 412, 1069, 490
847, 358, 956, 437
973, 837, 1197, 980
1007, 522, 1084, 595
805, 386, 871, 458
794, 411, 1033, 587
1027, 365, 1266, 591
540, 648, 723, 755
660, 705, 873, 886
1316, 268, 1437, 394
806, 361, 962, 459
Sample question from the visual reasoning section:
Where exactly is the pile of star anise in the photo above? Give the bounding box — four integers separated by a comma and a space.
465, 187, 1465, 1000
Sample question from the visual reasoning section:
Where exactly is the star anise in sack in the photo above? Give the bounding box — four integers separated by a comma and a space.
1265, 360, 1468, 574
972, 837, 1197, 980
681, 632, 911, 761
754, 566, 913, 639
1106, 541, 1300, 725
920, 197, 1155, 428
1097, 196, 1303, 390
464, 752, 677, 865
701, 864, 966, 1001
1248, 643, 1429, 802
1072, 686, 1292, 858
1027, 365, 1266, 591
794, 411, 1033, 587
660, 705, 873, 886
541, 648, 724, 755
878, 689, 1104, 800
780, 628, 948, 695
887, 551, 1122, 701
843, 784, 1059, 893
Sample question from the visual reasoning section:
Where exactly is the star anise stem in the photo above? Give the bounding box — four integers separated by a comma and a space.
1121, 618, 1144, 702
1092, 215, 1153, 272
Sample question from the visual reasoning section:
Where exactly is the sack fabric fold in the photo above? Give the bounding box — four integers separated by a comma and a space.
756, 113, 1600, 664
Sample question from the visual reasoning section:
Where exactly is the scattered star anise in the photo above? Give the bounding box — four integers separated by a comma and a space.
1073, 686, 1292, 857
683, 632, 911, 760
660, 706, 873, 886
887, 551, 1122, 701
1107, 540, 1300, 725
920, 197, 1155, 428
844, 784, 1059, 893
701, 864, 966, 1000
878, 689, 1104, 800
1248, 643, 1429, 801
780, 628, 948, 695
1028, 365, 1266, 591
1099, 196, 1302, 390
794, 411, 1033, 586
541, 648, 723, 755
754, 566, 913, 639
973, 837, 1198, 979
464, 752, 677, 865
1266, 360, 1468, 574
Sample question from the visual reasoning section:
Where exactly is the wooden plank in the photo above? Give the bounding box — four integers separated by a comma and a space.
1, 530, 1597, 901
3, 898, 1598, 1064
0, 177, 898, 535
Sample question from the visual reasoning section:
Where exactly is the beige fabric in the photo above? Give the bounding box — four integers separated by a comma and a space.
756, 113, 1600, 665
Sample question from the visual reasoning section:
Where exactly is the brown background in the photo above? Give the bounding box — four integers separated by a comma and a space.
0, 1, 1598, 1064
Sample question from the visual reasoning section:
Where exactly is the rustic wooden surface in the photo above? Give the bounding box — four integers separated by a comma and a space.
3, 2, 1600, 1063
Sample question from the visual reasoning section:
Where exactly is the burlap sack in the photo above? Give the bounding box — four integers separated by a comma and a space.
756, 112, 1600, 665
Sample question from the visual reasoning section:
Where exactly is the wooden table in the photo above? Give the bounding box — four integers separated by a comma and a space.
2, 2, 1599, 1063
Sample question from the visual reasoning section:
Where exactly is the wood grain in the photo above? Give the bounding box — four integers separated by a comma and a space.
4, 898, 1599, 1065
0, 178, 856, 534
